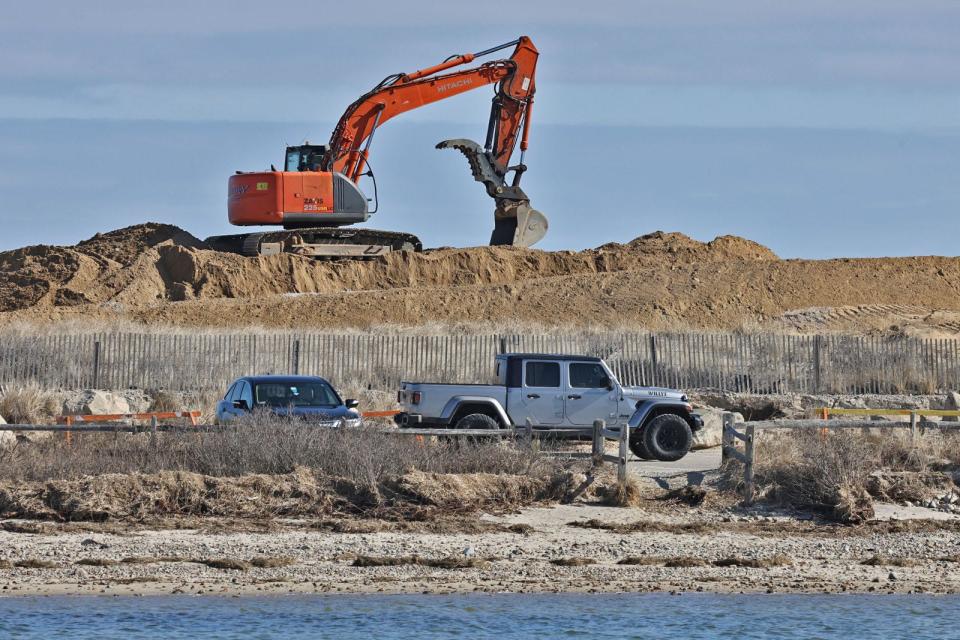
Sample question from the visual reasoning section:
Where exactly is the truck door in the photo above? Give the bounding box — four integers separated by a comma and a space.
517, 360, 564, 425
564, 361, 618, 426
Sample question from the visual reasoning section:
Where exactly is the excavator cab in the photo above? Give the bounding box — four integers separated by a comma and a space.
284, 145, 328, 172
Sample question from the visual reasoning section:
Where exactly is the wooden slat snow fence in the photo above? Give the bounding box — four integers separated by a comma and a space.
3, 331, 960, 395
721, 409, 960, 504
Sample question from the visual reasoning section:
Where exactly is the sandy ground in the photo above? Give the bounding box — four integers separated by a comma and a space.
7, 223, 960, 336
2, 447, 959, 598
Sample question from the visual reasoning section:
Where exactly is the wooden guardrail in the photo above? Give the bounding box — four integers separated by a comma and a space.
52, 410, 201, 444
721, 409, 960, 503
0, 417, 630, 484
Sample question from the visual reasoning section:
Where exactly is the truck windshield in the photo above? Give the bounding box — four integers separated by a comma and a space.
254, 382, 340, 408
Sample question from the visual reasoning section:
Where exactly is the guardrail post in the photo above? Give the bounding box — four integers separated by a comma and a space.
721, 413, 734, 464
592, 420, 604, 463
744, 425, 755, 504
618, 422, 629, 485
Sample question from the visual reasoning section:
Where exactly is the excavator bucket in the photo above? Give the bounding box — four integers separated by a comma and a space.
437, 139, 548, 247
491, 201, 548, 247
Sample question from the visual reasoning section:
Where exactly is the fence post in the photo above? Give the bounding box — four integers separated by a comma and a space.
813, 335, 822, 393
744, 425, 756, 504
592, 419, 604, 463
910, 411, 918, 441
649, 335, 658, 383
721, 412, 734, 465
292, 339, 301, 375
618, 422, 629, 485
92, 341, 101, 389
499, 337, 508, 354
524, 417, 533, 450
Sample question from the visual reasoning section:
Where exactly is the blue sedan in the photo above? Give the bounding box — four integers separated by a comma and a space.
215, 375, 362, 426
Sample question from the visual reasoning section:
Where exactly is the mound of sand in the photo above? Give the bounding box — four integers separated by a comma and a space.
2, 222, 960, 335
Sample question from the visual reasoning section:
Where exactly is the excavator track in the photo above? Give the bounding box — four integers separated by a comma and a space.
205, 228, 422, 258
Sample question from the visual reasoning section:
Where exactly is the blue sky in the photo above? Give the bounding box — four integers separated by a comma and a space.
1, 1, 958, 257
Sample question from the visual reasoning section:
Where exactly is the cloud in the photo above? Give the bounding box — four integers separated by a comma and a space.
1, 2, 958, 88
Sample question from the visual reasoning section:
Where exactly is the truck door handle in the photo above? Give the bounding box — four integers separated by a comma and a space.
527, 393, 540, 399
568, 394, 582, 400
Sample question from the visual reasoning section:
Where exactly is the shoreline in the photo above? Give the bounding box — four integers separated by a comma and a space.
2, 503, 959, 598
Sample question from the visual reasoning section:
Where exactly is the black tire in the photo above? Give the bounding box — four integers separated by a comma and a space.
629, 428, 654, 460
454, 413, 500, 430
642, 413, 693, 462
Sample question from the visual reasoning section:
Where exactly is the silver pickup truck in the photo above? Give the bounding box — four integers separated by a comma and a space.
396, 352, 703, 461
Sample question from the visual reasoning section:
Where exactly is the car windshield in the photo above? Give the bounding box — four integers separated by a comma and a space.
253, 382, 339, 408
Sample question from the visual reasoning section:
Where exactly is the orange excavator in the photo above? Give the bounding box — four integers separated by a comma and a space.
207, 36, 547, 257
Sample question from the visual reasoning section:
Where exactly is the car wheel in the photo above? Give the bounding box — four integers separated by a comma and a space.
642, 413, 693, 462
629, 428, 654, 460
455, 413, 500, 430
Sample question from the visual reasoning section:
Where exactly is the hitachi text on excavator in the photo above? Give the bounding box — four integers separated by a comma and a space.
207, 36, 547, 258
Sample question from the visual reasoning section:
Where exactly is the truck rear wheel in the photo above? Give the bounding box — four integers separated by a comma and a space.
454, 413, 500, 430
642, 413, 693, 462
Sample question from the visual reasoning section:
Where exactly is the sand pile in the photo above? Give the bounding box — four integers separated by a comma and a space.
2, 222, 960, 335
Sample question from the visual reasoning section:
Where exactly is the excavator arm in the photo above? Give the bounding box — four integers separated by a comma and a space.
323, 36, 547, 247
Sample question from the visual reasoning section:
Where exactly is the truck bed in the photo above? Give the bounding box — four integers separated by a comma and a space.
398, 381, 507, 425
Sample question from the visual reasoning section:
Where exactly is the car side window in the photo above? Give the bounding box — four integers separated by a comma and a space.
225, 382, 239, 402
239, 382, 254, 408
525, 361, 560, 388
570, 363, 611, 389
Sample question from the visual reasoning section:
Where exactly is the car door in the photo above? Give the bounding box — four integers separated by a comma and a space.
218, 382, 239, 422
564, 361, 618, 426
518, 360, 564, 425
238, 381, 254, 415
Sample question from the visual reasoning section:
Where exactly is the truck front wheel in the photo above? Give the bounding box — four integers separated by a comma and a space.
629, 429, 654, 460
454, 413, 500, 430
642, 414, 693, 462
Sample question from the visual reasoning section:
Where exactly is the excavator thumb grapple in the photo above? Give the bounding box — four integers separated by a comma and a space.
437, 139, 548, 248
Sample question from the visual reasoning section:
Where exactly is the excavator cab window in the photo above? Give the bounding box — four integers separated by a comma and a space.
284, 145, 327, 172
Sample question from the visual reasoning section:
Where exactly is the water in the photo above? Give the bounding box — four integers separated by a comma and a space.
0, 593, 955, 639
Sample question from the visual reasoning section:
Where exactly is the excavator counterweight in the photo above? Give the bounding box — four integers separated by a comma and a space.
208, 36, 546, 258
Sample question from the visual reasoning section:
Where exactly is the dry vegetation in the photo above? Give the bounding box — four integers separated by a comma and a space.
0, 414, 581, 521
352, 555, 493, 569
0, 414, 563, 482
728, 429, 960, 522
0, 384, 60, 424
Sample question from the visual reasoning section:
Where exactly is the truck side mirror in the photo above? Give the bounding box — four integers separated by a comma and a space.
233, 399, 249, 411
345, 399, 360, 409
606, 382, 615, 391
